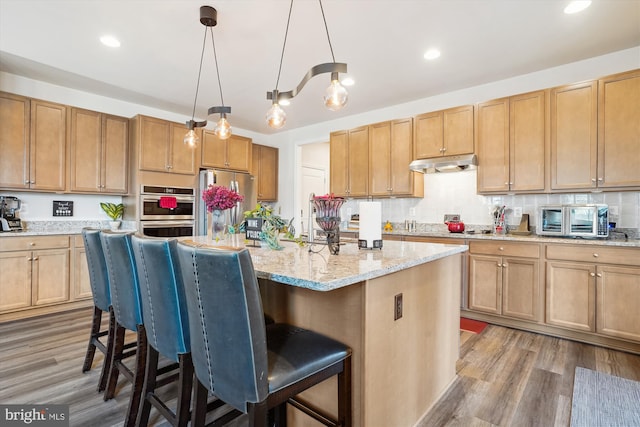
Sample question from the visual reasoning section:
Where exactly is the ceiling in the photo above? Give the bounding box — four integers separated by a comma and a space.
1, 0, 639, 135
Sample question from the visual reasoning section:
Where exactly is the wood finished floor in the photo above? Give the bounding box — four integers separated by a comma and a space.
1, 308, 640, 427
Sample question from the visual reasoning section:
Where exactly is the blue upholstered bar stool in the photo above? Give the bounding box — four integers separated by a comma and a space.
176, 242, 353, 427
130, 235, 195, 427
80, 228, 114, 392
100, 231, 146, 427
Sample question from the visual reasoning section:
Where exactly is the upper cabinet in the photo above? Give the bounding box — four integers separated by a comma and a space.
414, 105, 474, 159
69, 108, 129, 194
252, 144, 278, 202
597, 69, 640, 189
0, 93, 67, 191
134, 115, 197, 175
550, 81, 597, 191
369, 118, 423, 197
201, 132, 251, 173
330, 126, 369, 198
477, 90, 547, 194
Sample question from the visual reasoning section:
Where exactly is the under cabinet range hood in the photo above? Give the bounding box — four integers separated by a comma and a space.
409, 154, 478, 173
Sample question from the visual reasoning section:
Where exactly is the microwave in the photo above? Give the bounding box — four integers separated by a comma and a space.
538, 204, 608, 238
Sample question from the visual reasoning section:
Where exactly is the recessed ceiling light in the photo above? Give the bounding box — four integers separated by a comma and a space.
423, 49, 441, 60
100, 35, 121, 48
341, 77, 355, 86
564, 1, 592, 14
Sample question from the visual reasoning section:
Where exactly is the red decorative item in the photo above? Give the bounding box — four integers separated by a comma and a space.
159, 196, 177, 209
445, 221, 465, 233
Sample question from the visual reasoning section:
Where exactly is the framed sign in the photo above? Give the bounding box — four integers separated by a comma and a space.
245, 218, 263, 242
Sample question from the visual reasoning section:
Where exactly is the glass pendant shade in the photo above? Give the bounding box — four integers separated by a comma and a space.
214, 116, 232, 140
184, 129, 199, 147
266, 103, 287, 129
324, 79, 348, 111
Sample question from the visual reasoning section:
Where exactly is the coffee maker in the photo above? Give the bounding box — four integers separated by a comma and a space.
0, 196, 23, 231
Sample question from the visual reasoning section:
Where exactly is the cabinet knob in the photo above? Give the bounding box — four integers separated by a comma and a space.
33, 257, 38, 261
596, 273, 602, 278
597, 178, 603, 182
25, 180, 30, 184
27, 257, 33, 261
591, 178, 596, 183
497, 263, 502, 267
593, 253, 599, 258
499, 247, 504, 251
590, 272, 596, 277
509, 182, 513, 185
29, 242, 35, 246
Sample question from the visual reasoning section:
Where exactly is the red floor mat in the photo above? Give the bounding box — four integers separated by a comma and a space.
460, 317, 488, 334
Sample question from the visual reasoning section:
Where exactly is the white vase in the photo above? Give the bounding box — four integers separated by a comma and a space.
108, 220, 121, 231
207, 209, 229, 241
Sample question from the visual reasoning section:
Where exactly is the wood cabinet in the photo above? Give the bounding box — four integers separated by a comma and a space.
477, 90, 547, 194
0, 235, 70, 313
369, 118, 423, 197
414, 105, 474, 159
545, 244, 640, 341
69, 108, 129, 194
201, 131, 252, 172
597, 69, 640, 189
468, 241, 540, 321
135, 115, 197, 175
0, 93, 66, 191
251, 144, 278, 202
72, 235, 92, 300
330, 126, 369, 197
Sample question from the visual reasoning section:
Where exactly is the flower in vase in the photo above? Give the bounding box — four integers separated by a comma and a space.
202, 185, 244, 212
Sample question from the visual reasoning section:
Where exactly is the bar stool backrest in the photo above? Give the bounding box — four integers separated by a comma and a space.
81, 228, 111, 312
131, 235, 190, 361
176, 243, 269, 413
100, 231, 142, 331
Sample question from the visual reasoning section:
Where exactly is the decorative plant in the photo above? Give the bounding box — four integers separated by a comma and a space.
202, 185, 244, 212
100, 202, 124, 221
243, 203, 300, 250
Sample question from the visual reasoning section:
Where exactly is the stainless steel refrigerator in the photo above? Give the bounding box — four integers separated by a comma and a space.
197, 169, 257, 236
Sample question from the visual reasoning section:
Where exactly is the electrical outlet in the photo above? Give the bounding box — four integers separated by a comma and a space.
409, 207, 416, 216
609, 205, 619, 216
394, 293, 403, 320
513, 207, 522, 217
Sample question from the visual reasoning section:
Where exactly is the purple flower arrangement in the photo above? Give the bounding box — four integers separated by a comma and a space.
202, 185, 244, 212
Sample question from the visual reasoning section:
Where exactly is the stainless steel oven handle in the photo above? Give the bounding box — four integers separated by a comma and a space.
141, 221, 195, 228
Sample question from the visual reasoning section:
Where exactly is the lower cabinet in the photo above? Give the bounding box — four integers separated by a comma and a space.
468, 241, 540, 322
545, 244, 640, 341
0, 235, 91, 321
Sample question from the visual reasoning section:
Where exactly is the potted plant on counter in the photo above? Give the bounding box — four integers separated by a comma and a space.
100, 202, 124, 231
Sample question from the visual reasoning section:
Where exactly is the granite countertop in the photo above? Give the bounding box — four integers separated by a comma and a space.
186, 235, 468, 292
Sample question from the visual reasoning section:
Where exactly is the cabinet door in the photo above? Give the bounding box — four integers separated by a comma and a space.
390, 118, 416, 196
546, 261, 595, 332
347, 126, 369, 197
413, 111, 442, 159
169, 122, 197, 175
254, 144, 278, 201
69, 108, 102, 193
550, 81, 597, 190
201, 130, 228, 169
0, 92, 30, 189
502, 257, 539, 321
225, 134, 252, 172
73, 244, 92, 300
468, 254, 501, 314
30, 100, 66, 191
510, 90, 546, 192
0, 251, 32, 312
329, 130, 349, 196
139, 116, 170, 172
596, 265, 640, 342
477, 98, 509, 193
32, 248, 70, 306
102, 114, 129, 193
369, 121, 392, 196
598, 70, 640, 189
443, 105, 474, 156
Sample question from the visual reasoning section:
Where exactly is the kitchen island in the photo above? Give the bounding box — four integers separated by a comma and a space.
187, 236, 468, 427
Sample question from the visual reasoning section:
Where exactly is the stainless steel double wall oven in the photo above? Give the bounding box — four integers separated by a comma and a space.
138, 185, 195, 237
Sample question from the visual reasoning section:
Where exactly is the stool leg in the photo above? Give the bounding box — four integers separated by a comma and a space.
338, 355, 352, 427
136, 343, 158, 427
98, 308, 116, 392
104, 322, 126, 401
248, 401, 268, 427
124, 325, 147, 427
191, 380, 208, 427
176, 353, 194, 427
82, 306, 102, 373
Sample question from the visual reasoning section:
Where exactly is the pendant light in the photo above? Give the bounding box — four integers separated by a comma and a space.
266, 0, 348, 129
185, 5, 232, 147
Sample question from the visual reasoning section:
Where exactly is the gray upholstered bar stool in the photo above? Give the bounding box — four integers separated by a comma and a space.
176, 242, 352, 427
100, 230, 146, 427
80, 228, 114, 392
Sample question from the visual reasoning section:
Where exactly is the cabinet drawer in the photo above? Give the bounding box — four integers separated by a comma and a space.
0, 235, 70, 252
546, 244, 640, 266
469, 241, 540, 258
